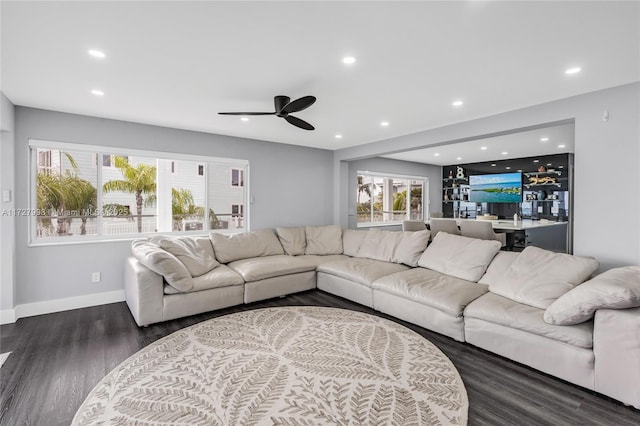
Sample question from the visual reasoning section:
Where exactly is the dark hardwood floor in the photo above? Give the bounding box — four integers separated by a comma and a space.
1, 290, 639, 425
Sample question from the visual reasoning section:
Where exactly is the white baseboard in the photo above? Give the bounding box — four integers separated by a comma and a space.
0, 290, 125, 324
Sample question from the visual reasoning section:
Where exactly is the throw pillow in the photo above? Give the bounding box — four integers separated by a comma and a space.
489, 246, 599, 310
304, 225, 343, 255
151, 236, 219, 277
544, 266, 640, 325
131, 240, 194, 292
418, 232, 501, 282
276, 227, 306, 256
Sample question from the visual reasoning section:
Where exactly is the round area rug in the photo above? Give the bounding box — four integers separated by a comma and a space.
73, 307, 468, 425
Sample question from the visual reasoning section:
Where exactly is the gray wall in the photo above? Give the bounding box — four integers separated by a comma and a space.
347, 157, 441, 230
334, 83, 640, 271
13, 107, 334, 305
1, 93, 16, 313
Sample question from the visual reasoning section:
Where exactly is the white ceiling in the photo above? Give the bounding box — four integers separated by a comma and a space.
383, 122, 575, 166
2, 1, 638, 151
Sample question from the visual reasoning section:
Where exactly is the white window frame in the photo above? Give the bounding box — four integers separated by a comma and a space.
28, 139, 250, 246
356, 170, 427, 228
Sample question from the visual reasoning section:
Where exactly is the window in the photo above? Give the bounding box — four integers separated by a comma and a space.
29, 139, 249, 244
356, 171, 427, 227
231, 168, 244, 187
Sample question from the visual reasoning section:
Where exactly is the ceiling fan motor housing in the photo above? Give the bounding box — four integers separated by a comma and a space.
275, 96, 290, 117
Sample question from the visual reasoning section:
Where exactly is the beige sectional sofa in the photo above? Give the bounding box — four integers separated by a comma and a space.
124, 225, 640, 409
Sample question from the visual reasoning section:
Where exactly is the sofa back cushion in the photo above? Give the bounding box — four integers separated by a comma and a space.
394, 230, 431, 267
276, 227, 306, 255
357, 229, 431, 267
418, 232, 501, 282
478, 251, 520, 285
210, 229, 284, 263
342, 229, 368, 257
489, 246, 599, 309
544, 266, 640, 325
131, 240, 194, 292
151, 235, 219, 277
305, 225, 343, 255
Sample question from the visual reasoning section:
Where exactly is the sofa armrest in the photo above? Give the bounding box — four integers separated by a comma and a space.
593, 307, 640, 409
124, 256, 164, 326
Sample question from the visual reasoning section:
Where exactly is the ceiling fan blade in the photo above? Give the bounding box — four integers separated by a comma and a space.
284, 115, 315, 130
218, 112, 275, 115
281, 96, 316, 114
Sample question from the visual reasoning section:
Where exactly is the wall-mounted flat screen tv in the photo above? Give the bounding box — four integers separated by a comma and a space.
469, 172, 522, 203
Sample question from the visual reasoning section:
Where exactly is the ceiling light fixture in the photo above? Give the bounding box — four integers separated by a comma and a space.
517, 169, 522, 172
533, 159, 540, 163
434, 153, 440, 157
342, 56, 356, 65
480, 146, 487, 150
505, 166, 511, 170
91, 89, 104, 96
240, 117, 249, 122
88, 49, 105, 58
452, 100, 464, 107
491, 163, 497, 167
501, 151, 508, 155
335, 134, 343, 139
559, 165, 564, 169
565, 67, 582, 75
456, 157, 462, 161
558, 144, 566, 148
540, 137, 549, 142
380, 121, 389, 127
547, 163, 552, 166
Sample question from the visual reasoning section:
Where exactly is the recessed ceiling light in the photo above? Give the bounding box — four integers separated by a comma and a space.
558, 144, 566, 148
456, 157, 462, 161
240, 117, 249, 122
533, 159, 540, 163
517, 169, 522, 172
88, 49, 105, 58
547, 163, 552, 166
342, 56, 356, 65
335, 134, 343, 139
91, 89, 104, 96
434, 153, 440, 157
505, 166, 511, 170
540, 137, 549, 142
480, 146, 487, 150
558, 165, 564, 169
565, 67, 582, 75
380, 121, 389, 127
501, 151, 508, 155
452, 100, 464, 107
491, 163, 497, 167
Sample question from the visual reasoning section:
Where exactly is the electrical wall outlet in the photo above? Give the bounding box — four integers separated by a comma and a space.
91, 272, 101, 283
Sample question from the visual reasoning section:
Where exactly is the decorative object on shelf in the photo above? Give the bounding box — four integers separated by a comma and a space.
456, 166, 465, 179
526, 193, 538, 201
444, 191, 449, 201
538, 165, 547, 172
537, 190, 547, 200
528, 175, 557, 185
449, 170, 453, 178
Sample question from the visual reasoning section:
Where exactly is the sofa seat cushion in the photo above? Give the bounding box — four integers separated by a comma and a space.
317, 258, 409, 288
299, 254, 351, 268
227, 255, 317, 282
163, 265, 244, 295
373, 268, 488, 317
464, 292, 593, 349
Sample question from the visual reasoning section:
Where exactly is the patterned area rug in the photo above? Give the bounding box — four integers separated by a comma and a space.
73, 307, 468, 425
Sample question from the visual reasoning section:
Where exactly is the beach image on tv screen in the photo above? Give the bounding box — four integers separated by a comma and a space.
469, 172, 522, 203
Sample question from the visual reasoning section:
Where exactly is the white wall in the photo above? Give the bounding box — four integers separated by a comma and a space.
12, 107, 334, 309
0, 93, 16, 321
334, 83, 640, 271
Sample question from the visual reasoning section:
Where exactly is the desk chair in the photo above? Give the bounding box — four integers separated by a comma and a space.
402, 220, 427, 232
460, 220, 507, 247
428, 218, 461, 240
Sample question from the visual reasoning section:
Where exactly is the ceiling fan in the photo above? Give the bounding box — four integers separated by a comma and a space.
219, 95, 316, 130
